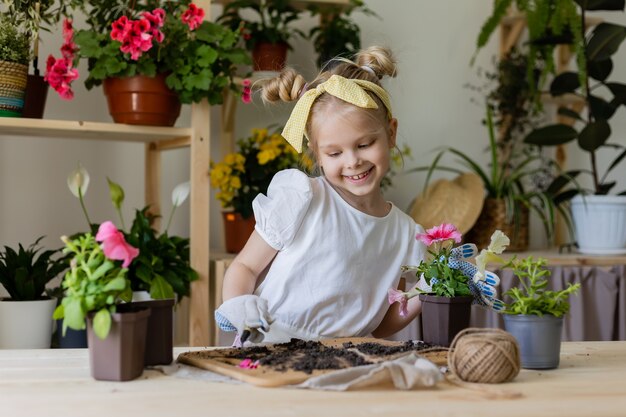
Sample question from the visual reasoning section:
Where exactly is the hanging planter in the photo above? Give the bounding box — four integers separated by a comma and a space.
103, 74, 181, 126
252, 42, 288, 72
0, 60, 28, 117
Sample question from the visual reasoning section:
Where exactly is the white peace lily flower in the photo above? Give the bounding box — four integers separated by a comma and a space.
487, 230, 510, 254
67, 163, 90, 198
171, 181, 191, 207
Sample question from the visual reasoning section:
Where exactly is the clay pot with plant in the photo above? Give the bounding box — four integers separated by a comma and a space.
217, 0, 304, 71
0, 237, 69, 348
502, 256, 581, 369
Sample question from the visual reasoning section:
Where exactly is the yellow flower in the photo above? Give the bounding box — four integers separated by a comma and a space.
230, 176, 242, 189
224, 153, 240, 166
258, 149, 279, 165
253, 128, 268, 143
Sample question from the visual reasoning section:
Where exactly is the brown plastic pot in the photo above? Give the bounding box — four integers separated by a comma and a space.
22, 74, 49, 119
252, 42, 288, 72
103, 74, 181, 126
419, 294, 472, 347
121, 298, 175, 366
87, 307, 150, 381
222, 211, 255, 253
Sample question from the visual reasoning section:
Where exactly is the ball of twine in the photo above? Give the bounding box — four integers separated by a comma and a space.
448, 327, 521, 384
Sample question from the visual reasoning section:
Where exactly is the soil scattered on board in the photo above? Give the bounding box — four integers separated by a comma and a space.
220, 339, 436, 374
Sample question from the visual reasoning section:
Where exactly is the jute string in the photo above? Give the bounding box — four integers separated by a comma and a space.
445, 327, 523, 399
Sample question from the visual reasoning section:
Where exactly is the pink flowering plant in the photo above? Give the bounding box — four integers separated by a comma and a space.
388, 224, 508, 316
45, 0, 250, 103
53, 222, 138, 340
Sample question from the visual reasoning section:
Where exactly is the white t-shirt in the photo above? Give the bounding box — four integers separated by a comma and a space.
252, 169, 425, 343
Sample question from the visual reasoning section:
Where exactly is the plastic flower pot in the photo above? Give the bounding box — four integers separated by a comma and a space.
419, 294, 472, 347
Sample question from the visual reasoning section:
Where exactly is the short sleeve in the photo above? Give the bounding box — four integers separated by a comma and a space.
252, 169, 313, 250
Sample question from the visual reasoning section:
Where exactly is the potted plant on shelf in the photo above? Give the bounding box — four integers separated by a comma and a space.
410, 105, 567, 251
522, 2, 626, 254
45, 0, 250, 126
53, 226, 151, 381
0, 15, 31, 117
66, 163, 197, 365
502, 256, 581, 369
209, 127, 311, 253
307, 0, 379, 69
0, 237, 69, 348
217, 0, 303, 71
2, 0, 81, 118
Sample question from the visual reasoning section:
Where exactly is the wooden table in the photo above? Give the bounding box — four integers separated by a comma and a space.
1, 342, 625, 417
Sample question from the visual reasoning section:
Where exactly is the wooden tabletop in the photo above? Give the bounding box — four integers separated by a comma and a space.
1, 342, 625, 416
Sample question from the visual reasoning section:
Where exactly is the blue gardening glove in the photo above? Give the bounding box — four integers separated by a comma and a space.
448, 244, 505, 312
214, 295, 273, 344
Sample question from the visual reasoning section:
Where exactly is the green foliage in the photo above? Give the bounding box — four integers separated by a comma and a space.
503, 256, 580, 317
307, 0, 379, 68
0, 15, 31, 64
217, 0, 304, 50
524, 2, 626, 195
124, 208, 198, 300
53, 233, 132, 339
409, 105, 568, 245
414, 246, 471, 298
3, 0, 82, 35
0, 237, 69, 301
72, 1, 250, 105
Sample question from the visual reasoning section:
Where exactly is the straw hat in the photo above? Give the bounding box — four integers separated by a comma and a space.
409, 173, 485, 234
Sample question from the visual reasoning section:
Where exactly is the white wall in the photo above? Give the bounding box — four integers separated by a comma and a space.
2, 0, 626, 260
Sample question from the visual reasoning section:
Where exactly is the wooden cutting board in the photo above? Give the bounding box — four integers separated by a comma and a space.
177, 338, 448, 387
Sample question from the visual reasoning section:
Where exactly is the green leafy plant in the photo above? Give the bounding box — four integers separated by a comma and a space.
66, 163, 198, 301
2, 0, 81, 35
0, 15, 31, 65
48, 0, 250, 104
524, 1, 626, 195
53, 233, 133, 339
217, 0, 304, 50
410, 105, 568, 244
307, 0, 379, 68
0, 237, 69, 301
503, 256, 580, 317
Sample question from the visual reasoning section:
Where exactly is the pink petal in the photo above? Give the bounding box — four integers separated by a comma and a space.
387, 288, 408, 317
95, 221, 119, 242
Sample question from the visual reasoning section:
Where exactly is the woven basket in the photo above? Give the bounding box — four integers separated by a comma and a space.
464, 198, 529, 252
0, 60, 28, 116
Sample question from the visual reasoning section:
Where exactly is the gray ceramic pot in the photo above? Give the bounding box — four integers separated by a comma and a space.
503, 314, 563, 369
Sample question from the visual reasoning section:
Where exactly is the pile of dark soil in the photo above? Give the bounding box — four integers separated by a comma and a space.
224, 339, 434, 374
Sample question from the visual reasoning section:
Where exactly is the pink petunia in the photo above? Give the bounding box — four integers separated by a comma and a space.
238, 358, 259, 369
387, 288, 408, 317
95, 221, 139, 268
181, 3, 205, 31
415, 223, 462, 246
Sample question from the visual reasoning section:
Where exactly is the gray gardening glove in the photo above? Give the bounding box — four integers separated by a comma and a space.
214, 294, 273, 344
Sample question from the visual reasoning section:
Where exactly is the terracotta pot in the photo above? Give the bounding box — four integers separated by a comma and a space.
419, 294, 472, 347
222, 212, 255, 253
465, 198, 529, 251
103, 74, 181, 126
22, 74, 49, 119
122, 298, 175, 366
252, 42, 288, 72
87, 307, 150, 381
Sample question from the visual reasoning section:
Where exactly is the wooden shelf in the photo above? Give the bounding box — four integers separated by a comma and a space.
0, 118, 192, 149
496, 250, 626, 267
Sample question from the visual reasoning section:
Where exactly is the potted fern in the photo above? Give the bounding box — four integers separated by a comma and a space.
503, 256, 581, 369
0, 237, 69, 348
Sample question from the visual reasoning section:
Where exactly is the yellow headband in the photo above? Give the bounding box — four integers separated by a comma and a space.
281, 74, 393, 153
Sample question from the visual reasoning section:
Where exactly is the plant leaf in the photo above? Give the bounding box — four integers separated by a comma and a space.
525, 124, 578, 146
578, 120, 611, 152
93, 308, 111, 340
587, 23, 626, 62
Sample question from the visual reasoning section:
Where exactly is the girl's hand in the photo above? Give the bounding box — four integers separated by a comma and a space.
214, 294, 273, 343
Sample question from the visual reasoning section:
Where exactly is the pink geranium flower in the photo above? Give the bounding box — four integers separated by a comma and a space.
44, 55, 79, 100
241, 79, 252, 104
416, 223, 462, 246
95, 221, 139, 268
181, 3, 205, 31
